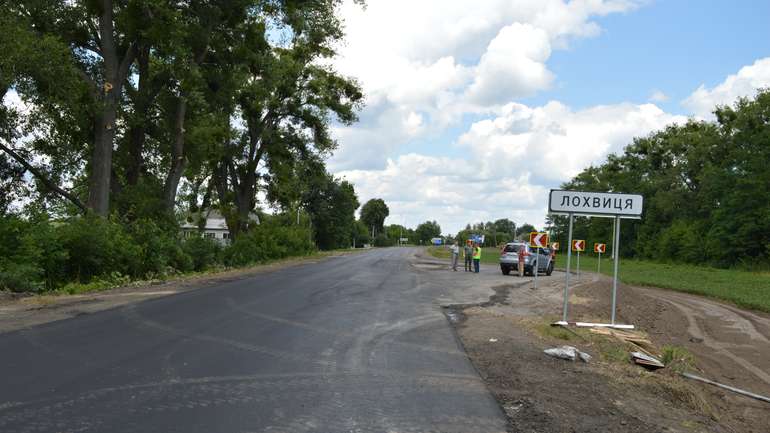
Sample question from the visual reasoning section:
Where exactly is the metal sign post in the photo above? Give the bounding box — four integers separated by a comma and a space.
576, 251, 580, 281
562, 214, 574, 322
534, 247, 539, 289
549, 190, 642, 329
594, 243, 606, 273
611, 216, 621, 325
598, 251, 602, 274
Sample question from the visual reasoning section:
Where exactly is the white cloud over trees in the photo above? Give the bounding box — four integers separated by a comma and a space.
326, 1, 770, 233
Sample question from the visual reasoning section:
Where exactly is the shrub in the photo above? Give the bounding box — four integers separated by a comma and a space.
124, 218, 191, 276
0, 216, 67, 292
223, 221, 314, 267
57, 216, 143, 283
182, 236, 223, 271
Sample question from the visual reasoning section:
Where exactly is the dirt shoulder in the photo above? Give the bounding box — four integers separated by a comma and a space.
425, 253, 769, 433
0, 250, 361, 334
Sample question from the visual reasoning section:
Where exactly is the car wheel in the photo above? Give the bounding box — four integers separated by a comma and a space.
501, 265, 510, 275
546, 262, 554, 276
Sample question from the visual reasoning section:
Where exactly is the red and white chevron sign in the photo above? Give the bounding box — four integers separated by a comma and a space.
572, 239, 585, 252
594, 243, 606, 254
529, 232, 549, 249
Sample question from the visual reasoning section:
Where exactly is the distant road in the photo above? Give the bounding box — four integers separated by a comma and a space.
0, 248, 507, 433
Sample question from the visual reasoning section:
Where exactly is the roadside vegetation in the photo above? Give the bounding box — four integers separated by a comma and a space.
0, 2, 426, 295
559, 254, 770, 313
547, 90, 770, 270
429, 246, 770, 312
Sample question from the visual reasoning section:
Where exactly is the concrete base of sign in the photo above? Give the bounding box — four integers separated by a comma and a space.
552, 320, 635, 330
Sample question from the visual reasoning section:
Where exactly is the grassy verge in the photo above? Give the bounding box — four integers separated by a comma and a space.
556, 253, 770, 313
50, 248, 362, 297
428, 245, 770, 313
427, 246, 505, 265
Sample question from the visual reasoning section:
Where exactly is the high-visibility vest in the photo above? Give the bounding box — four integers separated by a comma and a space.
473, 247, 481, 260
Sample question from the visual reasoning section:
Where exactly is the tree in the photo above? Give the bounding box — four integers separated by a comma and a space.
360, 198, 389, 236
415, 220, 441, 245
302, 168, 360, 250
515, 223, 536, 238
210, 1, 363, 239
353, 220, 370, 248
550, 89, 770, 267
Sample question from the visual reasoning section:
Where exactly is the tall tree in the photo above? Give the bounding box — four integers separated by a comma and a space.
212, 1, 363, 239
415, 220, 441, 245
360, 198, 389, 236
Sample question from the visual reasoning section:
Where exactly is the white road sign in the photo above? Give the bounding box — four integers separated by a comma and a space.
549, 189, 643, 218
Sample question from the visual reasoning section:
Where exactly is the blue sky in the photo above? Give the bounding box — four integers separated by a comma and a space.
528, 0, 770, 113
326, 0, 770, 233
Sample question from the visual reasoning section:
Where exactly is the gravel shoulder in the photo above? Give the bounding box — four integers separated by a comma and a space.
419, 250, 769, 432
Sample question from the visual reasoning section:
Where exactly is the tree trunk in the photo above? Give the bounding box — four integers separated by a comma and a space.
88, 105, 118, 216
86, 0, 136, 216
163, 96, 188, 211
126, 45, 151, 186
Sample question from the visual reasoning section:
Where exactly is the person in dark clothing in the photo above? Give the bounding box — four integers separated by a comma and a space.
463, 240, 474, 272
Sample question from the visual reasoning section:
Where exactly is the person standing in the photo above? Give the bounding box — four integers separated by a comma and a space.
463, 240, 474, 272
450, 241, 460, 271
473, 242, 482, 273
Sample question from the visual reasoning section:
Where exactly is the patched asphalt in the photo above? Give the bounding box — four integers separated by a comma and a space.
0, 247, 507, 433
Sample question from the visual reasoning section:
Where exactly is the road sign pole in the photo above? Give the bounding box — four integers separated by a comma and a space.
577, 251, 580, 281
562, 213, 574, 322
611, 216, 621, 325
598, 251, 601, 274
534, 247, 539, 289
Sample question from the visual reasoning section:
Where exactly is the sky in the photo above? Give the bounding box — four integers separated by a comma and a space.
327, 0, 770, 234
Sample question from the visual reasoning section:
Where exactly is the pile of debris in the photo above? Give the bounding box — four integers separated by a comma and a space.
587, 327, 664, 369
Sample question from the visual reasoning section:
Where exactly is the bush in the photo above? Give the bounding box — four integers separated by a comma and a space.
0, 212, 315, 293
0, 216, 67, 292
57, 216, 143, 283
373, 233, 393, 247
182, 236, 223, 271
0, 263, 44, 293
125, 218, 191, 276
223, 220, 314, 267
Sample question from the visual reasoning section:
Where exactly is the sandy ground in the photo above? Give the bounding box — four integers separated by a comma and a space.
413, 250, 769, 433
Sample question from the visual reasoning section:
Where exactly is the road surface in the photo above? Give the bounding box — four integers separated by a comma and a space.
0, 248, 507, 433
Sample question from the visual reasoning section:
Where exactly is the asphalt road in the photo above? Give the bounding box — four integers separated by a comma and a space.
0, 248, 508, 433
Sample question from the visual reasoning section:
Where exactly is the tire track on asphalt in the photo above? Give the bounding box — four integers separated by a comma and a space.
224, 297, 463, 357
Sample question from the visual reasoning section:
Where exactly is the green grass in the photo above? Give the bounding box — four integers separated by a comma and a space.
427, 246, 506, 265
661, 345, 696, 373
556, 253, 770, 313
428, 246, 770, 313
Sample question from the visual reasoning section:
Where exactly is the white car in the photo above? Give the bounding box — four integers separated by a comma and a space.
499, 242, 554, 276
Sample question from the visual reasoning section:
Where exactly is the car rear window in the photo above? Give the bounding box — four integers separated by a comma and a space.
503, 244, 522, 253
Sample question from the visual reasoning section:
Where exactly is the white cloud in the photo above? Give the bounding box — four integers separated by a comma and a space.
683, 57, 770, 118
328, 0, 644, 171
339, 100, 686, 234
465, 23, 554, 105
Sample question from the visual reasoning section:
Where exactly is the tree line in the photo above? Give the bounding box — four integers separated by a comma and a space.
443, 219, 537, 247
0, 1, 372, 292
547, 90, 770, 268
